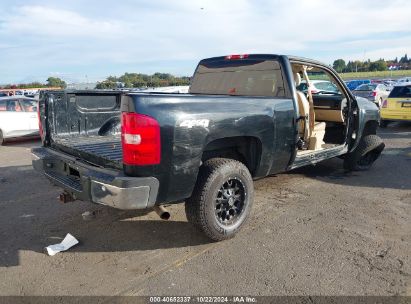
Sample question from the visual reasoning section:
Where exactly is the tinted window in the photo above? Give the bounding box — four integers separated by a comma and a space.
189, 60, 285, 97
74, 95, 118, 111
388, 86, 411, 98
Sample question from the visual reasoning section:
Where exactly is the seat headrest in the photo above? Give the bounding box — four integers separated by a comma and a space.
294, 72, 301, 86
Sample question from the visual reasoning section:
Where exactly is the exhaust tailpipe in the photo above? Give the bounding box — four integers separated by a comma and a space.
154, 205, 170, 220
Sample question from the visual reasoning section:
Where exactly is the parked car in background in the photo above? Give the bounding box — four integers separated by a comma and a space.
297, 80, 339, 94
345, 79, 371, 91
0, 97, 39, 144
396, 77, 411, 84
383, 79, 396, 91
352, 83, 390, 107
137, 86, 189, 94
380, 84, 411, 127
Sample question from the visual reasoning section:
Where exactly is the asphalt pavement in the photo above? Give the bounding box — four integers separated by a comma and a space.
0, 123, 410, 296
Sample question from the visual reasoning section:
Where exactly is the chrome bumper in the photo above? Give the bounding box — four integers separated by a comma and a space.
31, 147, 159, 210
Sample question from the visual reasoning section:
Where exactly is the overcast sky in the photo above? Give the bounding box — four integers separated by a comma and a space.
1, 0, 410, 84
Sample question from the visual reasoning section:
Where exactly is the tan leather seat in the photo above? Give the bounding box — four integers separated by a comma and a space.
294, 72, 326, 150
294, 72, 310, 141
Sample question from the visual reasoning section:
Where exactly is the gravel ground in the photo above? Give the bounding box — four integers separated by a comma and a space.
0, 123, 410, 296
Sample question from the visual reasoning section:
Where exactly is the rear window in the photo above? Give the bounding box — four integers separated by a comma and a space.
73, 95, 118, 111
388, 86, 411, 98
189, 60, 286, 97
356, 84, 377, 91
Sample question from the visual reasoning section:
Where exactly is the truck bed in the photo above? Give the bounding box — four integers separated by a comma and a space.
53, 136, 122, 169
40, 90, 124, 169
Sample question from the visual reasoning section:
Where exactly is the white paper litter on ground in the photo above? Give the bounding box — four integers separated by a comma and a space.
46, 233, 79, 256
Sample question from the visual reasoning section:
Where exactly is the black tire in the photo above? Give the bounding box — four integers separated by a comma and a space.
344, 135, 385, 171
379, 120, 389, 128
0, 130, 4, 145
185, 158, 254, 241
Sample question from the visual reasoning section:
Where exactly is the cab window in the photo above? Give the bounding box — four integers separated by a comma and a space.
1, 99, 23, 112
20, 99, 37, 112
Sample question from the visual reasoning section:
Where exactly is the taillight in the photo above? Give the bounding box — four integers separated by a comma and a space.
225, 54, 249, 60
37, 101, 44, 141
382, 99, 388, 108
121, 112, 161, 166
370, 91, 377, 97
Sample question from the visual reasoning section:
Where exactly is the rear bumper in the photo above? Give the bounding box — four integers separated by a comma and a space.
31, 147, 159, 210
380, 112, 411, 121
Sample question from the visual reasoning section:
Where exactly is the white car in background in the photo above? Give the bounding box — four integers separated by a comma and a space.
396, 77, 411, 85
0, 97, 39, 145
137, 86, 190, 93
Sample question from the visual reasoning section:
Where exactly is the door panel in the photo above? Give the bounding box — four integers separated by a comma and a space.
19, 99, 39, 132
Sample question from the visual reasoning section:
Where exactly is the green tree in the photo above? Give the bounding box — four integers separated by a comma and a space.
46, 77, 67, 88
369, 59, 387, 71
399, 54, 409, 64
95, 80, 117, 89
333, 59, 346, 73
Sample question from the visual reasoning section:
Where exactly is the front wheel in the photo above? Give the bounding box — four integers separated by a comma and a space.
0, 130, 4, 145
185, 158, 254, 241
343, 135, 385, 171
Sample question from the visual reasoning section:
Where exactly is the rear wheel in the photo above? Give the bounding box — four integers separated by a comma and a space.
185, 158, 254, 241
0, 130, 4, 145
344, 135, 385, 171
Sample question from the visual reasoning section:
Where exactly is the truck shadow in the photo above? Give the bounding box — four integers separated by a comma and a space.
290, 145, 410, 190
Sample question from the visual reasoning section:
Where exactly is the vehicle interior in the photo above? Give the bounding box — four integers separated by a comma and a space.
291, 63, 349, 154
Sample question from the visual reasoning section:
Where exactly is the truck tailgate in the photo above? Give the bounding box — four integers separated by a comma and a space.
41, 90, 123, 169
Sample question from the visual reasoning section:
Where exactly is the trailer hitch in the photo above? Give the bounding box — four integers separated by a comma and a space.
59, 192, 75, 204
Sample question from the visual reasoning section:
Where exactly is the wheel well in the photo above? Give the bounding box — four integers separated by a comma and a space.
362, 120, 378, 136
201, 136, 262, 176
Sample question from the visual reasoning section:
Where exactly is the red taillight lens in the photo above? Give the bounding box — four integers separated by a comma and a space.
382, 99, 388, 108
370, 91, 377, 97
121, 112, 161, 166
37, 101, 44, 141
225, 54, 249, 60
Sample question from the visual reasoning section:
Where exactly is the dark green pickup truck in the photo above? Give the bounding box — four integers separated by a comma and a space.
32, 54, 384, 241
